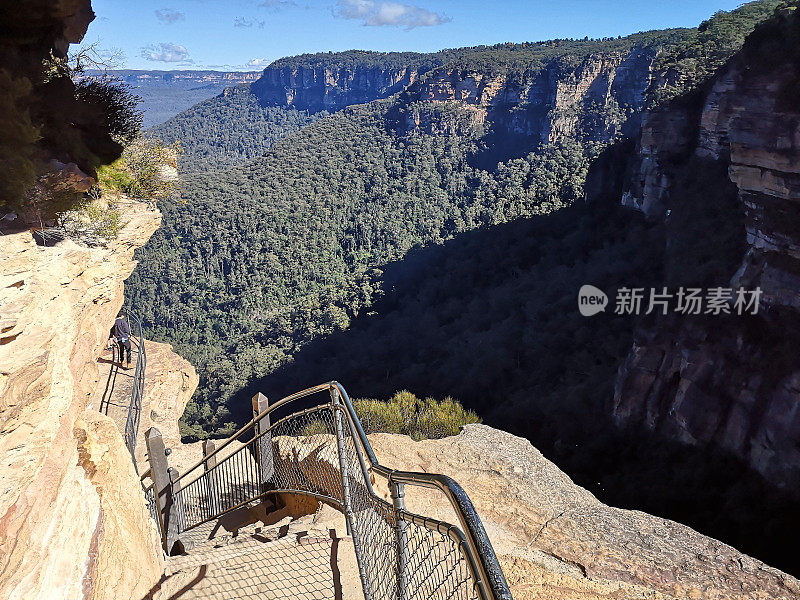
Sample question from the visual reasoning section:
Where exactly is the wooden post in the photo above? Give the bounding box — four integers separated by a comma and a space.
252, 393, 274, 488
145, 427, 180, 554
203, 440, 218, 518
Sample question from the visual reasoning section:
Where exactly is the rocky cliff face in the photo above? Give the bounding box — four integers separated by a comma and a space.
404, 48, 656, 143
250, 64, 425, 112
0, 199, 165, 600
249, 47, 658, 145
615, 8, 800, 489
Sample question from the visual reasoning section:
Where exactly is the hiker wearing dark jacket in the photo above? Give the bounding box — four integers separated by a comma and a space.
109, 314, 133, 369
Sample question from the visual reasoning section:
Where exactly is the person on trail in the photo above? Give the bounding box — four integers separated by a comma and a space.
109, 313, 133, 369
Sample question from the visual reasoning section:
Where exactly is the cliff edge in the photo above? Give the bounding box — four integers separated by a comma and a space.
615, 5, 800, 489
0, 199, 164, 600
150, 369, 800, 599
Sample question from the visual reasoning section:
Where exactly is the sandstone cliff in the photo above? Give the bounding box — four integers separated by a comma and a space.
369, 425, 800, 600
248, 47, 658, 146
615, 7, 800, 489
401, 48, 656, 143
250, 63, 425, 112
0, 198, 164, 600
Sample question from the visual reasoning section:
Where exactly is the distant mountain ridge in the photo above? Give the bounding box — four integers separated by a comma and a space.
98, 69, 261, 85
153, 30, 687, 171
93, 69, 260, 128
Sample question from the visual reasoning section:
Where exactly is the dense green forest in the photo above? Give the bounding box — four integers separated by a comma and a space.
125, 0, 798, 575
149, 85, 323, 172
647, 0, 782, 105
130, 0, 779, 435
268, 48, 474, 71
129, 100, 596, 437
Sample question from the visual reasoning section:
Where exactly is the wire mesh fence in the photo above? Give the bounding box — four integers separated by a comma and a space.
401, 518, 478, 600
158, 384, 508, 600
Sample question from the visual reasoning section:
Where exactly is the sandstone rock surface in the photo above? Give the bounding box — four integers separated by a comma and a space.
147, 360, 800, 600
368, 425, 800, 600
0, 198, 164, 600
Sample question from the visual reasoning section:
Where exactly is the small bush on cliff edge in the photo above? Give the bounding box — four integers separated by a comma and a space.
57, 192, 121, 243
354, 391, 480, 440
98, 137, 182, 205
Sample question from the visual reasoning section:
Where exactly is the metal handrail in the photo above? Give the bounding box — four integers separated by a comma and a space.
120, 306, 146, 470
168, 381, 512, 600
332, 382, 511, 600
171, 382, 335, 486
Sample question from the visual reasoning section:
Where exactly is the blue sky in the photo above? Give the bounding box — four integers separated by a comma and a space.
87, 0, 748, 71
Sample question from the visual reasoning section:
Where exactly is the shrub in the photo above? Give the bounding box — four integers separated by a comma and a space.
122, 137, 182, 203
0, 70, 40, 209
354, 391, 480, 440
57, 192, 121, 243
97, 137, 182, 204
74, 75, 142, 146
97, 159, 135, 196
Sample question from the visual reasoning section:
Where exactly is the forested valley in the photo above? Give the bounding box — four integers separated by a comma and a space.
125, 0, 800, 575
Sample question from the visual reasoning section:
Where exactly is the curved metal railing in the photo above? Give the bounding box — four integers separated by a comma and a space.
103, 306, 146, 469
153, 381, 512, 600
122, 306, 146, 465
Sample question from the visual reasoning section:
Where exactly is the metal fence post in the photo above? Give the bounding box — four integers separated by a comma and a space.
252, 393, 274, 490
145, 427, 179, 554
331, 387, 354, 535
203, 440, 218, 519
330, 385, 373, 599
390, 479, 409, 600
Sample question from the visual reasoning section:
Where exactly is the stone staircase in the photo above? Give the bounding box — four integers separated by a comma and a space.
149, 501, 365, 600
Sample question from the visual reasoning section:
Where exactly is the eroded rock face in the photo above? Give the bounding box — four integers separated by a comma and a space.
251, 65, 423, 112
615, 10, 800, 489
249, 48, 658, 145
410, 49, 656, 143
0, 199, 164, 600
367, 426, 800, 599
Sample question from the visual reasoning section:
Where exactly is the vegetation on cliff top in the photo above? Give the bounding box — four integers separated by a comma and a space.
0, 33, 143, 216
354, 391, 480, 441
648, 0, 785, 106
268, 48, 473, 71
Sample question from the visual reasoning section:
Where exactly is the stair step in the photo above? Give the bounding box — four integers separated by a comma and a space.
155, 514, 363, 600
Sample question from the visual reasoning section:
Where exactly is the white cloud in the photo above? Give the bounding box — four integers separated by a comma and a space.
140, 42, 191, 63
154, 8, 185, 24
234, 17, 266, 28
247, 58, 272, 67
259, 0, 297, 11
334, 0, 450, 29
